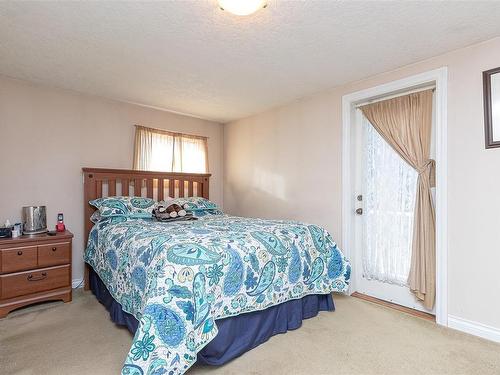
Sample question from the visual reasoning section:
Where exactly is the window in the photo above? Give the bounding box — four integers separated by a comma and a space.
133, 125, 208, 173
361, 114, 417, 285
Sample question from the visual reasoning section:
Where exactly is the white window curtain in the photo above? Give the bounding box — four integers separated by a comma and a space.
361, 113, 417, 285
133, 125, 208, 173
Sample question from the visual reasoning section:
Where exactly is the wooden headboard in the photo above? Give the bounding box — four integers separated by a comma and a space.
82, 167, 211, 289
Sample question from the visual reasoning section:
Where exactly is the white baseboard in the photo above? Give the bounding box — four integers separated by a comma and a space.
72, 278, 84, 289
448, 315, 500, 343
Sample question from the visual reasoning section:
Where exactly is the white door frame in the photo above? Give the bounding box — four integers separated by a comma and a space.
341, 67, 448, 326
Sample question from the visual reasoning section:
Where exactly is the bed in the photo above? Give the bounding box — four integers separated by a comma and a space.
82, 168, 350, 375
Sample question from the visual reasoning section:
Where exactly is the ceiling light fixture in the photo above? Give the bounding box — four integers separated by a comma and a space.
218, 0, 267, 16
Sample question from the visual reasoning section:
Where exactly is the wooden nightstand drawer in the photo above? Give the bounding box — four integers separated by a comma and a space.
0, 265, 70, 300
0, 230, 73, 318
38, 242, 70, 267
1, 246, 38, 274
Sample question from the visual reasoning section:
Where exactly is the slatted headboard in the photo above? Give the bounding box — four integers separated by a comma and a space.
82, 167, 211, 289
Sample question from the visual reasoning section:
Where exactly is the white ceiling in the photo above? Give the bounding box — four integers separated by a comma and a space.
1, 1, 500, 123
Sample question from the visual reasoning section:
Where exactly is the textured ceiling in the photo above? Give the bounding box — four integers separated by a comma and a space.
1, 1, 500, 123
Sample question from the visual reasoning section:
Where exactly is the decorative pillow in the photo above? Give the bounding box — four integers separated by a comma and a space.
190, 209, 224, 218
89, 196, 156, 218
153, 203, 196, 223
153, 203, 187, 220
170, 197, 218, 211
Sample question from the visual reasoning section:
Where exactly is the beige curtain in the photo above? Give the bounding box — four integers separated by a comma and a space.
133, 125, 208, 173
360, 90, 436, 309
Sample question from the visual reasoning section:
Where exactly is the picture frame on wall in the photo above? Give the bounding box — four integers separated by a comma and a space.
483, 67, 500, 149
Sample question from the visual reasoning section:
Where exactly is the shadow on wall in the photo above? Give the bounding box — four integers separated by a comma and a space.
252, 167, 287, 201
227, 166, 307, 223
225, 161, 342, 245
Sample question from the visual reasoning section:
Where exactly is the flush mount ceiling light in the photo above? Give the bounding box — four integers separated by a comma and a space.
218, 0, 268, 16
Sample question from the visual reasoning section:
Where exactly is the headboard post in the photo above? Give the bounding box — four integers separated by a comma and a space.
202, 176, 210, 199
83, 170, 97, 291
81, 167, 211, 290
83, 171, 96, 244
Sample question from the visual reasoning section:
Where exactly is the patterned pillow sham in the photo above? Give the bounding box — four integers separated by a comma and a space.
89, 210, 153, 223
190, 209, 224, 218
169, 197, 218, 211
89, 196, 156, 218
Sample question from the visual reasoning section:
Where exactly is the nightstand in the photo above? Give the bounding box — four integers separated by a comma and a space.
0, 230, 73, 318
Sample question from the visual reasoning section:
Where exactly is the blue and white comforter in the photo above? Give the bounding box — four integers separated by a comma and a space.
84, 214, 350, 375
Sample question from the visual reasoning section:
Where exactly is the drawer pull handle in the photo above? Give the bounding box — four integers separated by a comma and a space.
27, 272, 47, 281
52, 247, 57, 251
17, 251, 23, 256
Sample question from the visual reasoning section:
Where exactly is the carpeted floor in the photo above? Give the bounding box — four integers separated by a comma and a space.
1, 290, 499, 375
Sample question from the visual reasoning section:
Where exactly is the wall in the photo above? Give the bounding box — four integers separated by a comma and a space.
0, 75, 223, 282
224, 37, 500, 332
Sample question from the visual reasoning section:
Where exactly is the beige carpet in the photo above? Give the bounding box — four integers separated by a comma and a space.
1, 290, 499, 375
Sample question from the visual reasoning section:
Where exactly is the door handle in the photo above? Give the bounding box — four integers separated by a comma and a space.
355, 208, 363, 215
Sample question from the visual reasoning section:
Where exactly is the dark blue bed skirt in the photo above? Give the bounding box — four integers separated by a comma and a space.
89, 266, 334, 366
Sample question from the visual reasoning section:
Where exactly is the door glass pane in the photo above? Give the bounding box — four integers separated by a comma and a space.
361, 113, 417, 285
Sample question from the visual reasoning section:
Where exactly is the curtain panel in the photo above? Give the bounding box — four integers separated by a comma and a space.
133, 125, 208, 173
360, 89, 436, 309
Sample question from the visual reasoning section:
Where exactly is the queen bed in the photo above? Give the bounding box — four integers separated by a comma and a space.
82, 168, 350, 375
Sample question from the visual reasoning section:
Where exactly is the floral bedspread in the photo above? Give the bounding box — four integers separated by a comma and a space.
84, 214, 350, 375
